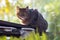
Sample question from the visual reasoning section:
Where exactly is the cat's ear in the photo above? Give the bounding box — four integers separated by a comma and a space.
26, 6, 29, 11
16, 6, 20, 10
26, 6, 29, 9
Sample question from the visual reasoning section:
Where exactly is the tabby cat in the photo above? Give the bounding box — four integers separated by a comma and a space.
16, 6, 48, 36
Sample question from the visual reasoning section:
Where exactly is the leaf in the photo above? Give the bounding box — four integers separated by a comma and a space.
5, 0, 11, 13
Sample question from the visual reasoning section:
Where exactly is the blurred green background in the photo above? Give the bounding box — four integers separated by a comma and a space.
0, 0, 60, 40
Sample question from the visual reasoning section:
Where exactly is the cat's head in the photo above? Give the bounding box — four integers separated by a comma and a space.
16, 6, 31, 23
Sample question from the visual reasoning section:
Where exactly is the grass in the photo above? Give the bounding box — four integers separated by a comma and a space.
0, 32, 47, 40
0, 36, 6, 40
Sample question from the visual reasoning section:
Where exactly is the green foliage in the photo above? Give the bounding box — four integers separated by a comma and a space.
43, 1, 60, 40
0, 36, 6, 40
0, 33, 47, 40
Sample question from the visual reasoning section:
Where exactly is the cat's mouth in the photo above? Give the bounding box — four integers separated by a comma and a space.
19, 18, 30, 25
19, 15, 30, 21
20, 17, 25, 20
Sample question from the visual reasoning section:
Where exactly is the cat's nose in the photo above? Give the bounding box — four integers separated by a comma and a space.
20, 17, 27, 20
20, 17, 25, 20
